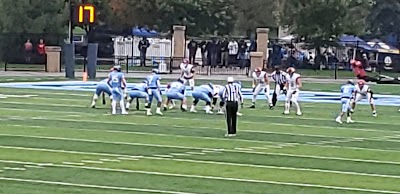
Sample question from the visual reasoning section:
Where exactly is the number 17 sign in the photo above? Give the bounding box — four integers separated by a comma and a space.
73, 4, 96, 25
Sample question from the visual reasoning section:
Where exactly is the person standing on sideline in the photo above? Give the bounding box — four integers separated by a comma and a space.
271, 67, 288, 107
138, 37, 150, 66
223, 77, 243, 137
24, 39, 33, 63
187, 39, 198, 64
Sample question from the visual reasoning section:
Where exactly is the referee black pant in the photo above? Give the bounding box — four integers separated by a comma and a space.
225, 101, 238, 135
272, 83, 285, 106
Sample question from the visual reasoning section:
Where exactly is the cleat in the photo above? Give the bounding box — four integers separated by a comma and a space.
206, 111, 214, 115
347, 118, 355, 123
372, 112, 377, 117
91, 105, 96, 109
121, 112, 128, 115
168, 105, 175, 110
269, 105, 274, 110
218, 110, 225, 115
190, 110, 197, 113
163, 107, 167, 111
336, 118, 343, 124
156, 111, 163, 116
249, 105, 256, 109
237, 112, 243, 116
296, 112, 302, 116
283, 111, 290, 115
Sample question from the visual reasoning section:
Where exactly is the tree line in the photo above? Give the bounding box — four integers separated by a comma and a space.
0, 0, 399, 42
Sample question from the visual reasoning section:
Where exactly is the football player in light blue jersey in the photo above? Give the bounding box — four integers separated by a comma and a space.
164, 78, 188, 111
190, 83, 216, 114
212, 81, 243, 116
145, 69, 163, 116
90, 78, 112, 108
126, 81, 149, 110
107, 66, 128, 115
336, 80, 356, 124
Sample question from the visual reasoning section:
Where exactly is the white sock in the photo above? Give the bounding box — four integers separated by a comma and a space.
111, 100, 117, 114
156, 107, 161, 112
119, 100, 127, 113
91, 94, 98, 105
284, 102, 290, 112
126, 102, 131, 109
336, 116, 341, 120
182, 104, 187, 110
205, 105, 211, 112
293, 101, 301, 113
252, 96, 256, 104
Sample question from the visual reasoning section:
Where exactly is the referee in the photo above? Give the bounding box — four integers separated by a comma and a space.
223, 77, 243, 137
271, 67, 287, 107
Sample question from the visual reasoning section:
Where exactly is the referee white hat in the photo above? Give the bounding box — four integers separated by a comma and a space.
227, 77, 234, 82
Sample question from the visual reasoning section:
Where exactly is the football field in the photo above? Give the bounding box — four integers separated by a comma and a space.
0, 81, 400, 194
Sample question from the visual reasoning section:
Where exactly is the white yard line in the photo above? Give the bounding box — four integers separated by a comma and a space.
117, 157, 139, 161
1, 100, 400, 130
0, 161, 398, 194
99, 159, 120, 162
81, 160, 103, 164
26, 116, 400, 141
2, 131, 400, 157
62, 162, 85, 166
0, 177, 196, 194
3, 167, 26, 171
24, 165, 45, 169
142, 156, 400, 179
153, 155, 174, 158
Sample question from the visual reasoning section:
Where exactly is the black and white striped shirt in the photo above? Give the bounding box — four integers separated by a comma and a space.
271, 71, 287, 85
223, 83, 243, 103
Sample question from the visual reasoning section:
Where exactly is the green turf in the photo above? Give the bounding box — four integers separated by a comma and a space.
1, 85, 400, 194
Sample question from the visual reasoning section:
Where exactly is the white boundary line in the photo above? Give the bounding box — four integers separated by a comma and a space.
0, 177, 197, 194
0, 160, 398, 194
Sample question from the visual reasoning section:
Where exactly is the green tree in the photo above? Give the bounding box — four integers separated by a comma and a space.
0, 0, 67, 61
0, 0, 67, 34
106, 0, 236, 36
282, 0, 371, 47
233, 0, 277, 36
366, 0, 400, 39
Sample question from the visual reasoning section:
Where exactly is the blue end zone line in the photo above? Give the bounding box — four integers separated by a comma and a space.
1, 81, 400, 107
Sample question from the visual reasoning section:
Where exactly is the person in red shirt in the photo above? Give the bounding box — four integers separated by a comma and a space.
350, 60, 377, 82
37, 39, 46, 55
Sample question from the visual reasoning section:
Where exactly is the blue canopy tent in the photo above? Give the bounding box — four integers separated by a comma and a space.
339, 35, 376, 51
131, 27, 159, 38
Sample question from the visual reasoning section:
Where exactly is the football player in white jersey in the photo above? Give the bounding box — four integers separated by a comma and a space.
351, 80, 377, 117
249, 67, 273, 109
180, 58, 196, 90
284, 67, 302, 116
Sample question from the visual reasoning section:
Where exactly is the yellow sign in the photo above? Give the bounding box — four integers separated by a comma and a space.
75, 4, 96, 25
